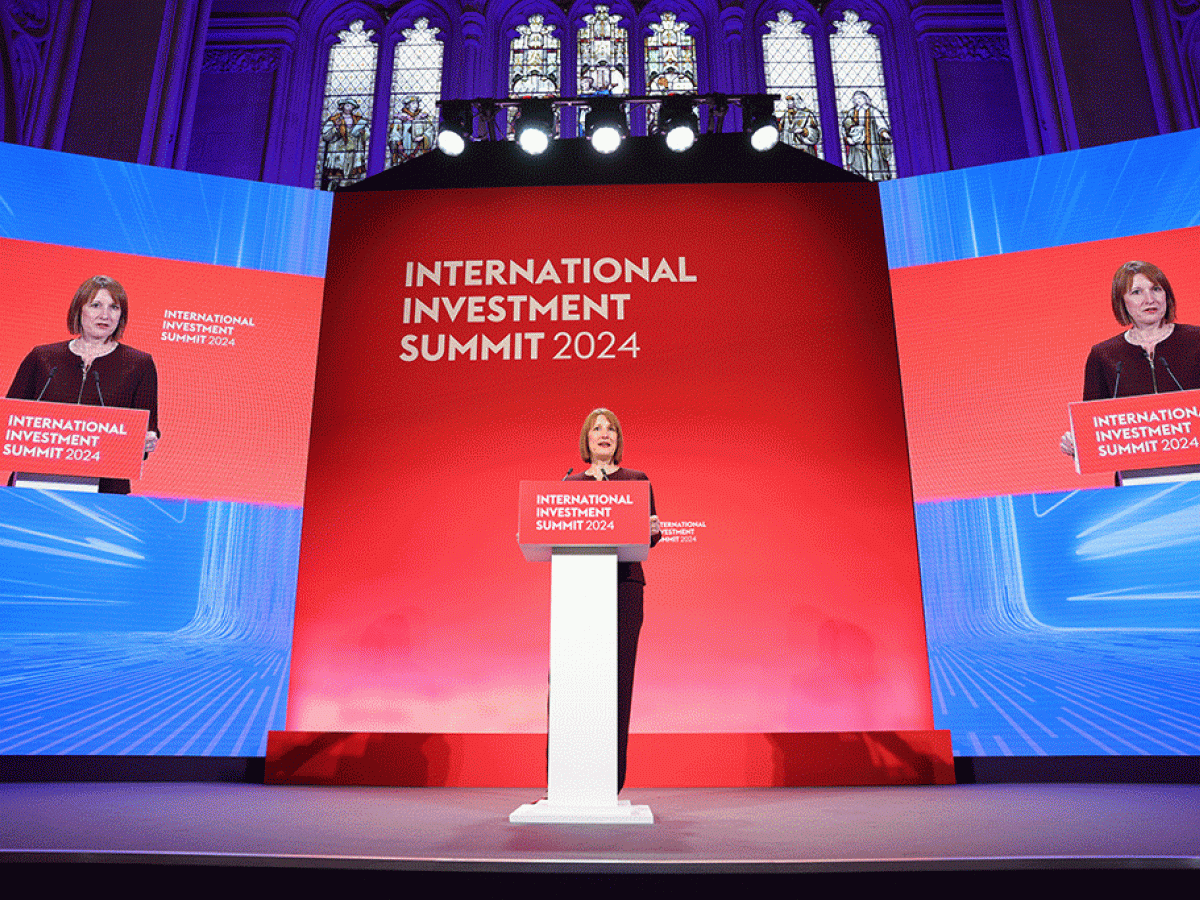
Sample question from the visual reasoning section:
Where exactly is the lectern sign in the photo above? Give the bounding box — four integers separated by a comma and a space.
0, 397, 149, 480
1069, 388, 1200, 474
517, 480, 650, 561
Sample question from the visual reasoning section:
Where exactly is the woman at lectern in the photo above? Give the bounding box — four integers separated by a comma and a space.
563, 407, 661, 791
1061, 261, 1200, 459
6, 275, 160, 494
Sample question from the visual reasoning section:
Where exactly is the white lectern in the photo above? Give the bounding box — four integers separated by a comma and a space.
510, 480, 654, 824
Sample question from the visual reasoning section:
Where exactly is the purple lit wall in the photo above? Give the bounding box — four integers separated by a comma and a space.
4, 1, 1198, 188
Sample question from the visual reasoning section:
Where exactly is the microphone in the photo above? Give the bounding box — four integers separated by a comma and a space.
599, 468, 610, 481
93, 369, 105, 406
1158, 356, 1185, 391
562, 467, 574, 480
35, 366, 58, 401
1110, 360, 1123, 398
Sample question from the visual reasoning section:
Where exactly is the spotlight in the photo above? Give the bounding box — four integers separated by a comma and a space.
515, 98, 555, 155
657, 95, 699, 153
436, 100, 472, 156
742, 95, 780, 152
584, 97, 628, 155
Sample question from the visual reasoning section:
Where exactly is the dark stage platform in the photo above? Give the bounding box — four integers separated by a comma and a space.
4, 781, 1199, 882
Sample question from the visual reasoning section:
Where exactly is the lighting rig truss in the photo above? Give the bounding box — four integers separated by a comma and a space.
435, 93, 781, 157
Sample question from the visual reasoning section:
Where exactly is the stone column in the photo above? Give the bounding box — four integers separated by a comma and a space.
1132, 0, 1197, 132
459, 8, 487, 100
1000, 0, 1076, 154
139, 0, 214, 168
0, 0, 92, 149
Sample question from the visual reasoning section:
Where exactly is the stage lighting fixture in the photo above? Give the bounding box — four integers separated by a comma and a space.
584, 97, 629, 154
743, 95, 780, 152
436, 100, 472, 156
515, 98, 556, 155
658, 96, 699, 152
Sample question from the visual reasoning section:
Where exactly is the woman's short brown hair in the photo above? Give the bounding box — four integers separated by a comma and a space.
67, 275, 129, 341
1111, 261, 1175, 326
579, 407, 623, 464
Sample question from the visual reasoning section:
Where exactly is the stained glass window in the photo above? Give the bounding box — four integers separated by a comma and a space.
763, 11, 822, 157
316, 20, 378, 189
645, 12, 697, 133
387, 18, 443, 167
509, 14, 562, 136
830, 10, 893, 180
578, 6, 629, 97
645, 12, 697, 95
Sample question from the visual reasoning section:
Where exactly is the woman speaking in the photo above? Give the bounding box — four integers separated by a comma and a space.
1061, 261, 1200, 473
7, 275, 160, 494
563, 407, 660, 792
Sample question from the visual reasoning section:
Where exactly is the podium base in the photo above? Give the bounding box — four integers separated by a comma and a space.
12, 472, 99, 492
509, 798, 654, 825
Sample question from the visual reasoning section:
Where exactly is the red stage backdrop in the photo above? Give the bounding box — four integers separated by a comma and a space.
288, 182, 933, 735
0, 237, 324, 505
889, 225, 1200, 502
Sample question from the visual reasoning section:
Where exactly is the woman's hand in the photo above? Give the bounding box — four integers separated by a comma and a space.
650, 515, 660, 537
145, 431, 159, 454
1060, 430, 1075, 457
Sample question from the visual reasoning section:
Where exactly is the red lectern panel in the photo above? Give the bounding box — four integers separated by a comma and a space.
0, 397, 149, 480
1069, 388, 1200, 474
517, 480, 650, 561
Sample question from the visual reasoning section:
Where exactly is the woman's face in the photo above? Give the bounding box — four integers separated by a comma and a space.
587, 414, 619, 463
80, 288, 121, 342
1123, 273, 1167, 329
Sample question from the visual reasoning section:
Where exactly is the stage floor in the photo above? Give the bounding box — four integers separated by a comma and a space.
3, 782, 1199, 875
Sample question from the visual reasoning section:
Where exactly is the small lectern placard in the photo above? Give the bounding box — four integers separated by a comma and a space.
517, 480, 651, 562
0, 397, 149, 480
1069, 388, 1200, 474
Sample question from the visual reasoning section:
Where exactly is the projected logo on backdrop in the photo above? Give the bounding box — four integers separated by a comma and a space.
399, 256, 697, 363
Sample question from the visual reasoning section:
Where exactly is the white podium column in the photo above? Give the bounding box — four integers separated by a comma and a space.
510, 547, 653, 824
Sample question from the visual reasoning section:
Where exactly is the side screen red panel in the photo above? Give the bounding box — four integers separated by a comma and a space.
0, 238, 323, 504
890, 225, 1200, 501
